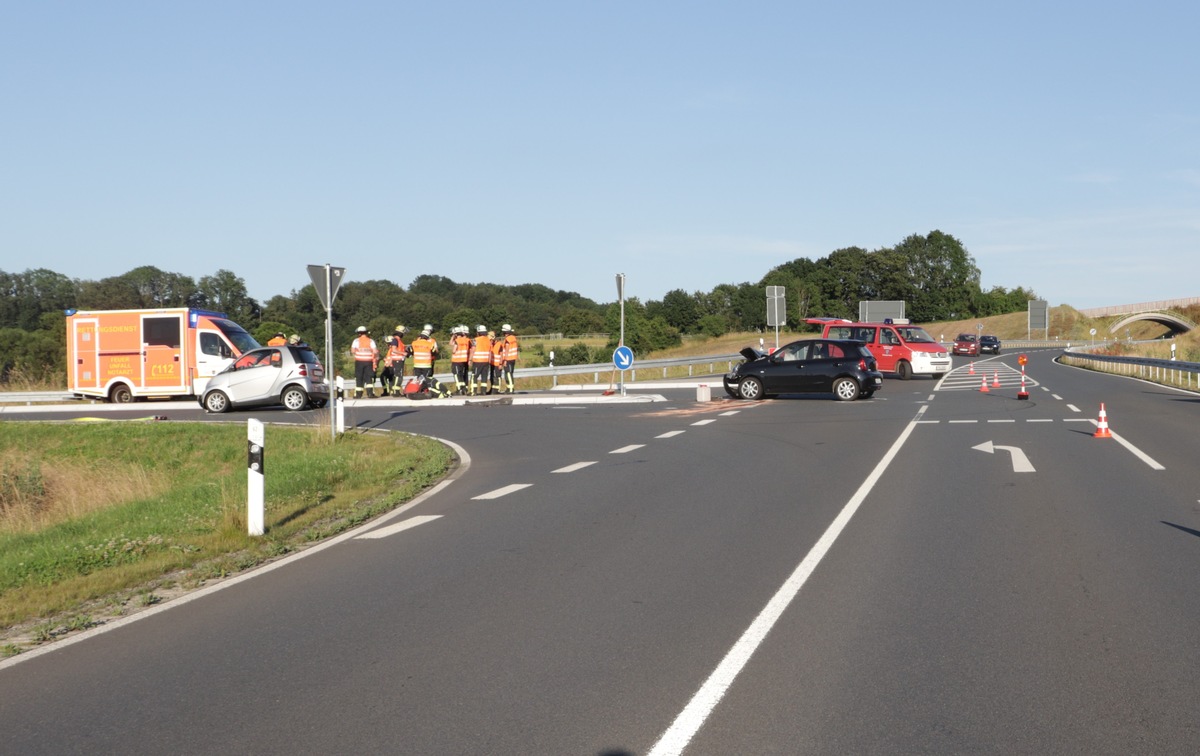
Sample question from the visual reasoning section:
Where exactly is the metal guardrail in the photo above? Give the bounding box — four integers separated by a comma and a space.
1059, 347, 1200, 391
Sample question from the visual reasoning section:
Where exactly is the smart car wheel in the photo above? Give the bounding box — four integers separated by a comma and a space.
281, 386, 309, 411
204, 391, 230, 413
737, 376, 764, 400
833, 377, 860, 401
895, 360, 912, 380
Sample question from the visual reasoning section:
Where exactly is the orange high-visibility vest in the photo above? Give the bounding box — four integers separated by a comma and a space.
472, 335, 492, 363
352, 335, 378, 363
491, 339, 505, 367
503, 334, 519, 362
451, 335, 472, 363
411, 337, 436, 368
385, 338, 406, 366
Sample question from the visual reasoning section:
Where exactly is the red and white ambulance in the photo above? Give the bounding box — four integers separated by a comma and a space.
807, 318, 951, 379
67, 308, 260, 402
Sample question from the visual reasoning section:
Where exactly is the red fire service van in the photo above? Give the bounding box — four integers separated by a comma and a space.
807, 318, 951, 379
66, 308, 261, 402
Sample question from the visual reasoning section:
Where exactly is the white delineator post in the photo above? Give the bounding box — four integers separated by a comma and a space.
247, 418, 265, 536
335, 376, 346, 434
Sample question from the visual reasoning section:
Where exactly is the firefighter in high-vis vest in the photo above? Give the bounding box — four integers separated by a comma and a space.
449, 325, 472, 395
410, 325, 439, 383
500, 323, 519, 393
470, 325, 492, 396
381, 325, 408, 396
489, 331, 505, 395
351, 326, 379, 398
267, 331, 287, 346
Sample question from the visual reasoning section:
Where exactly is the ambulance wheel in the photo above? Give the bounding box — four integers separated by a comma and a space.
109, 383, 134, 404
895, 360, 913, 380
281, 386, 309, 411
203, 391, 230, 414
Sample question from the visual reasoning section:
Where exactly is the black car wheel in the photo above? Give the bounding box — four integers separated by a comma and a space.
895, 360, 912, 380
833, 377, 860, 401
737, 376, 764, 400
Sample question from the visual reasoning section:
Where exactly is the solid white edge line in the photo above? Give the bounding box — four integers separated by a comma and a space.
1094, 422, 1166, 470
0, 434, 472, 671
647, 405, 929, 756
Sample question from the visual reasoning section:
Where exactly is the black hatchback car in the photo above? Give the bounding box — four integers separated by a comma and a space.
723, 339, 883, 401
979, 335, 1001, 354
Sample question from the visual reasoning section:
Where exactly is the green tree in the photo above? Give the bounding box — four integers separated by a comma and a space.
198, 269, 260, 323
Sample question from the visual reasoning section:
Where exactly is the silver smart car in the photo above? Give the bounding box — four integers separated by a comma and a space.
200, 345, 329, 413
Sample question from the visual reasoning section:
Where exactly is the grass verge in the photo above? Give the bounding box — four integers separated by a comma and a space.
0, 421, 453, 655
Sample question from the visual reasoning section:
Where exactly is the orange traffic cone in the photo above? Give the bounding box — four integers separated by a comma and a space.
969, 362, 975, 374
1094, 403, 1112, 438
992, 371, 1001, 388
979, 375, 989, 392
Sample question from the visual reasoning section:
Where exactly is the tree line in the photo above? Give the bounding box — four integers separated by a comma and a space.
0, 230, 1036, 384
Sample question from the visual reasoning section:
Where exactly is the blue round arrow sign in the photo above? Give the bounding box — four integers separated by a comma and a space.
613, 345, 634, 371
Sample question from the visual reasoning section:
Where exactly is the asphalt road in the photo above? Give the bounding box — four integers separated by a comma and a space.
3, 350, 1200, 754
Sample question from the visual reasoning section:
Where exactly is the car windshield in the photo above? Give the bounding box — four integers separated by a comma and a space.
897, 327, 937, 343
213, 318, 261, 355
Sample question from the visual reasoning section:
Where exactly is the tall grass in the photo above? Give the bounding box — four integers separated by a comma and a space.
0, 422, 452, 637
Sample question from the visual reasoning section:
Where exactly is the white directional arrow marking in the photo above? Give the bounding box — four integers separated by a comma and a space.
972, 440, 1035, 472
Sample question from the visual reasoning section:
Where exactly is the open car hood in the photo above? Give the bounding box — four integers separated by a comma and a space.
740, 347, 765, 361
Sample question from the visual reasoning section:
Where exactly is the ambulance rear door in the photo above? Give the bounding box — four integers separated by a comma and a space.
141, 313, 188, 394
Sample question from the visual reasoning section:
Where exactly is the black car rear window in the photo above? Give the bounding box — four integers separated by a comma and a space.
290, 347, 321, 365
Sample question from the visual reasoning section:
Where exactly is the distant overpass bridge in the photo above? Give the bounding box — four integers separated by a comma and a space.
1078, 297, 1199, 335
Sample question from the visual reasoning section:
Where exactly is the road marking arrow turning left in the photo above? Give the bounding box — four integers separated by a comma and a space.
973, 440, 1036, 473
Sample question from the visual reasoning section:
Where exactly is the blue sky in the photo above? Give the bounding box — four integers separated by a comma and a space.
3, 1, 1197, 311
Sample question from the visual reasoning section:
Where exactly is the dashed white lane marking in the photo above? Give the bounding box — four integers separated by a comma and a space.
949, 420, 978, 424
357, 515, 442, 540
472, 483, 532, 500
656, 431, 686, 439
691, 419, 716, 426
987, 419, 1016, 423
610, 444, 645, 454
1027, 418, 1054, 423
719, 411, 740, 416
647, 404, 930, 756
1067, 404, 1081, 412
553, 461, 597, 473
1052, 394, 1063, 400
